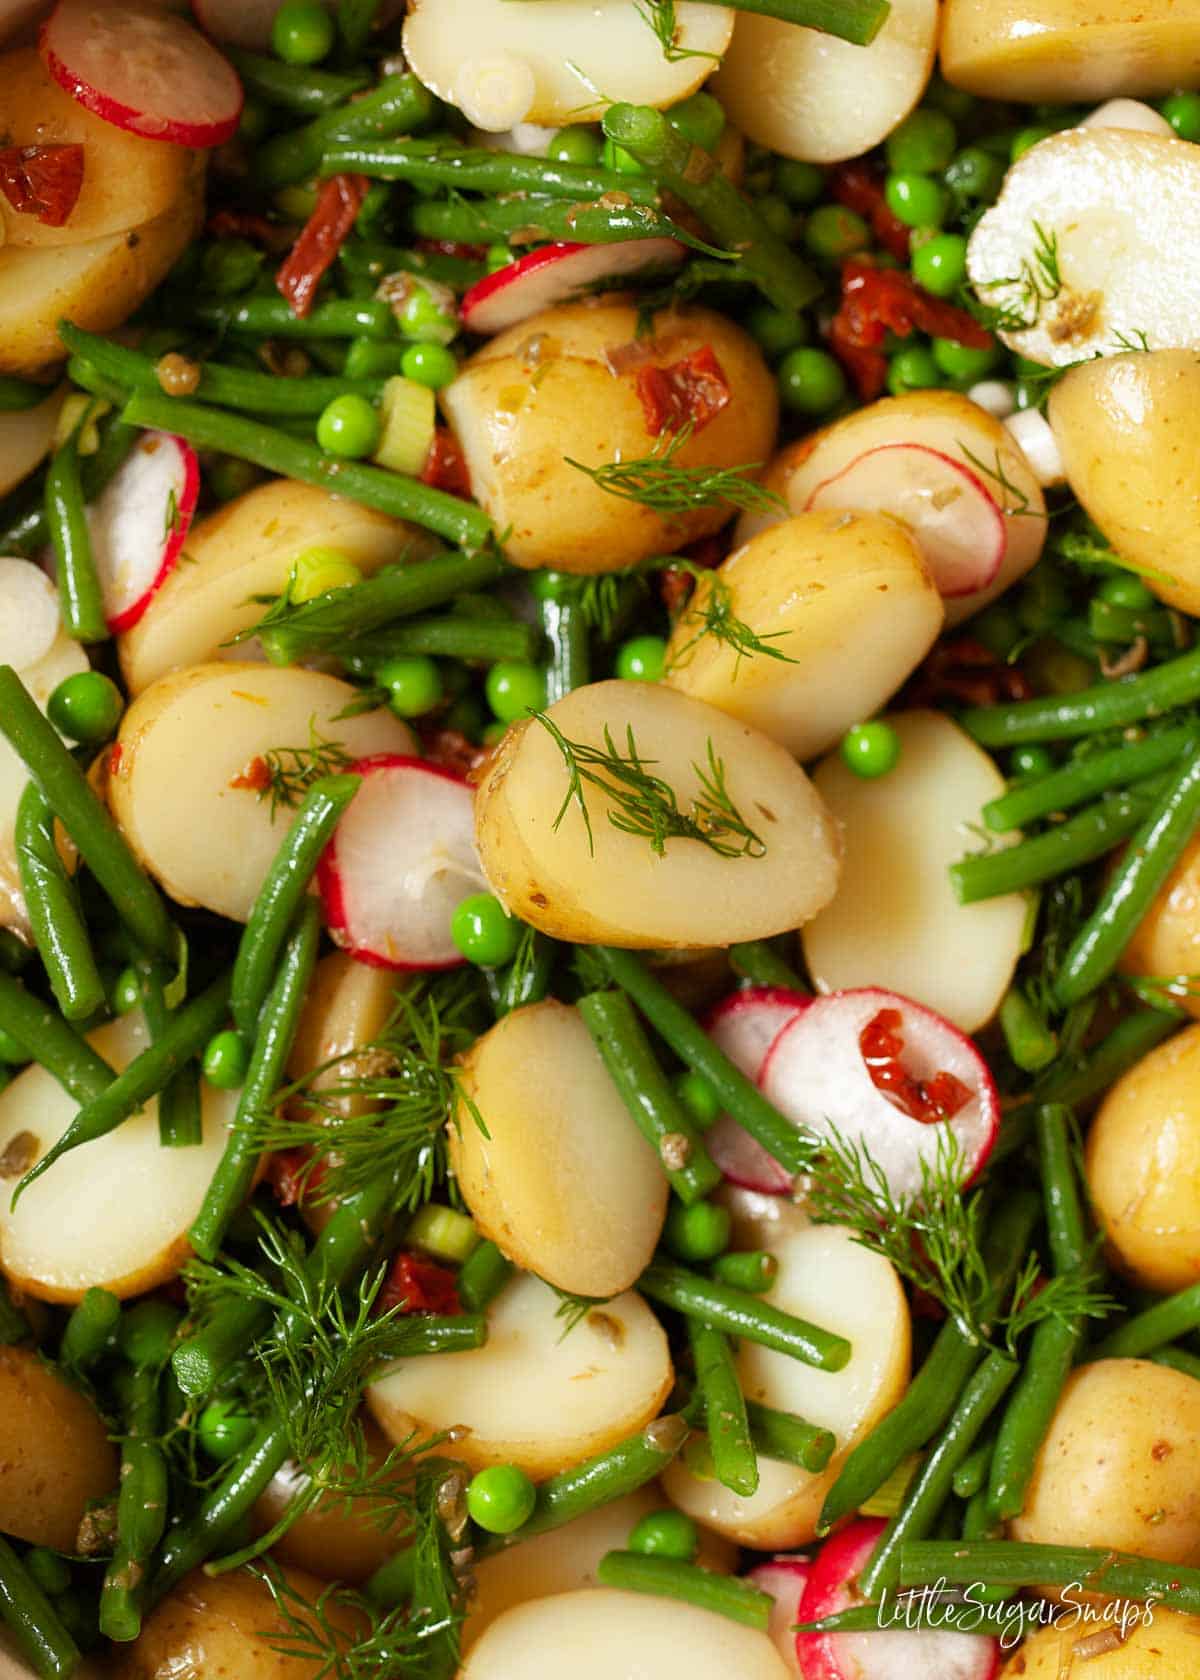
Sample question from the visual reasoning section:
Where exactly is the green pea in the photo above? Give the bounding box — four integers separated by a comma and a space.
197, 1396, 259, 1463
663, 1198, 731, 1263
1017, 564, 1070, 633
202, 1028, 251, 1091
971, 604, 1022, 659
1011, 745, 1054, 778
674, 1069, 720, 1130
377, 654, 444, 718
841, 720, 901, 778
24, 1549, 71, 1598
932, 337, 1000, 382
773, 158, 825, 205
804, 205, 870, 260
911, 232, 968, 298
548, 125, 603, 166
46, 671, 124, 744
777, 346, 846, 415
485, 244, 513, 274
1162, 92, 1200, 142
666, 91, 726, 152
118, 1300, 181, 1370
201, 238, 264, 297
746, 303, 808, 359
467, 1464, 537, 1534
886, 345, 940, 396
756, 194, 797, 240
886, 108, 957, 175
486, 661, 546, 723
601, 137, 646, 176
451, 893, 522, 968
111, 966, 142, 1016
944, 145, 1005, 204
400, 342, 458, 391
316, 393, 381, 459
0, 1025, 28, 1065
398, 284, 458, 345
628, 1508, 700, 1561
443, 695, 485, 739
923, 73, 975, 123
1097, 573, 1155, 610
884, 172, 948, 229
615, 635, 667, 683
1010, 126, 1051, 162
271, 0, 334, 64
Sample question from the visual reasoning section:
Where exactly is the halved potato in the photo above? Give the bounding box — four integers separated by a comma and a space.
0, 1345, 118, 1550
461, 1588, 792, 1680
474, 680, 841, 948
108, 663, 417, 922
999, 1605, 1200, 1678
801, 710, 1026, 1033
441, 302, 777, 574
712, 0, 937, 163
0, 383, 66, 497
367, 1270, 673, 1478
662, 1223, 910, 1549
663, 511, 943, 762
251, 1419, 409, 1583
737, 392, 1047, 627
403, 0, 733, 129
967, 129, 1200, 367
450, 999, 668, 1298
287, 951, 401, 1107
1120, 830, 1200, 1021
119, 480, 439, 694
1048, 349, 1200, 613
941, 0, 1200, 102
0, 1011, 237, 1301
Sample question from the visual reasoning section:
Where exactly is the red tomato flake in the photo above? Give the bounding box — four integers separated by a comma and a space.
417, 723, 491, 779
0, 144, 84, 228
421, 427, 472, 498
859, 1008, 972, 1125
377, 1252, 461, 1317
907, 636, 1033, 709
266, 1148, 328, 1207
276, 172, 369, 318
229, 755, 272, 793
108, 743, 123, 776
636, 346, 731, 438
829, 161, 911, 263
829, 258, 993, 401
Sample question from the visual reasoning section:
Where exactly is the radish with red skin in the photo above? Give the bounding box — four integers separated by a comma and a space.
760, 989, 999, 1202
317, 754, 485, 971
459, 240, 686, 336
88, 430, 199, 634
703, 987, 808, 1195
41, 0, 243, 147
796, 1518, 999, 1680
746, 1558, 809, 1677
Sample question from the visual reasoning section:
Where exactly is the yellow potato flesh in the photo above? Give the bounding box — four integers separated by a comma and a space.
0, 1345, 118, 1550
1011, 1360, 1200, 1565
441, 302, 777, 574
0, 1012, 237, 1302
474, 679, 841, 948
941, 0, 1200, 101
450, 999, 668, 1298
1048, 349, 1200, 614
1120, 831, 1200, 1020
998, 1606, 1200, 1678
119, 479, 438, 694
367, 1270, 673, 1478
287, 951, 401, 1106
0, 383, 65, 497
664, 512, 943, 762
801, 709, 1026, 1033
251, 1420, 409, 1583
662, 1224, 910, 1548
108, 663, 416, 922
1086, 1020, 1200, 1294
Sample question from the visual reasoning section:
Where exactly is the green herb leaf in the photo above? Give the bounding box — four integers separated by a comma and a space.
566, 423, 785, 519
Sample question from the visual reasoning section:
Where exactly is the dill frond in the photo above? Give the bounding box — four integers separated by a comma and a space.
566, 424, 785, 519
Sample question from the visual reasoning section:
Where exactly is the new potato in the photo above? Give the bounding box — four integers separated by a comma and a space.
251, 1420, 409, 1583
0, 384, 66, 498
1120, 831, 1200, 1021
997, 1606, 1200, 1678
0, 1345, 117, 1551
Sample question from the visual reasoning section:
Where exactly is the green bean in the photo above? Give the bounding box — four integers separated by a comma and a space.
0, 1537, 80, 1680
711, 1250, 778, 1294
185, 296, 397, 340
408, 193, 690, 249
336, 0, 381, 57
101, 1362, 167, 1641
962, 1487, 1004, 1543
340, 240, 486, 294
60, 1287, 121, 1371
121, 391, 492, 551
951, 1439, 993, 1501
595, 1551, 772, 1630
744, 1398, 835, 1473
983, 724, 1199, 832
951, 780, 1162, 904
325, 140, 662, 203
0, 376, 51, 411
14, 973, 233, 1203
224, 47, 372, 112
0, 667, 175, 958
509, 0, 889, 42
728, 940, 808, 992
45, 416, 106, 644
484, 934, 557, 1020
578, 991, 721, 1206
0, 972, 114, 1102
151, 1416, 290, 1601
1088, 597, 1180, 649
639, 1261, 850, 1371
0, 1282, 29, 1345
136, 961, 202, 1151
688, 1319, 757, 1497
455, 1239, 514, 1316
998, 987, 1056, 1073
962, 643, 1200, 746
600, 105, 823, 312
1037, 1104, 1088, 1273
256, 74, 436, 189
345, 615, 541, 667
231, 776, 359, 1037
0, 930, 29, 974
190, 904, 321, 1260
896, 1538, 1200, 1611
0, 413, 137, 559
1093, 1280, 1200, 1359
540, 597, 590, 705
14, 782, 105, 1021
1150, 1344, 1200, 1380
1055, 752, 1200, 1006
797, 1597, 1008, 1636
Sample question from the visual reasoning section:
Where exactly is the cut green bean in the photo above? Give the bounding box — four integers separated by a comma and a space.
711, 1250, 778, 1294
508, 0, 888, 42
896, 1539, 1200, 1612
1093, 1279, 1200, 1359
101, 1362, 167, 1641
340, 239, 486, 293
983, 724, 1200, 832
951, 1439, 993, 1501
325, 140, 663, 203
45, 415, 106, 643
998, 987, 1056, 1073
639, 1261, 850, 1371
689, 1319, 758, 1497
0, 1536, 80, 1680
0, 972, 114, 1102
540, 596, 590, 705
729, 940, 808, 992
224, 47, 371, 112
961, 643, 1200, 747
485, 933, 557, 1020
151, 1416, 290, 1601
951, 780, 1162, 903
60, 1287, 121, 1371
0, 376, 51, 411
137, 961, 202, 1151
408, 193, 691, 249
797, 1596, 1008, 1636
1036, 1104, 1088, 1273
14, 782, 105, 1021
578, 991, 721, 1206
596, 1551, 772, 1630
744, 1398, 835, 1473
456, 1240, 514, 1315
256, 73, 436, 189
1150, 1344, 1200, 1380
345, 615, 541, 667
185, 295, 397, 340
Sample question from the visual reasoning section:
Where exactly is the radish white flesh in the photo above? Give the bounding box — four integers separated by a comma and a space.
761, 989, 999, 1201
746, 1559, 808, 1677
1003, 407, 1066, 489
796, 1518, 999, 1680
803, 444, 1006, 599
460, 240, 685, 336
0, 557, 61, 669
41, 0, 243, 146
703, 987, 808, 1194
318, 754, 485, 971
87, 430, 198, 633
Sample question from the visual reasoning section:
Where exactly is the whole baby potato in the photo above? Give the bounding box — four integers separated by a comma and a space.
441, 302, 777, 573
998, 1605, 1200, 1678
1120, 832, 1200, 1021
1086, 1021, 1200, 1293
0, 1345, 118, 1550
251, 1419, 409, 1583
1011, 1360, 1200, 1565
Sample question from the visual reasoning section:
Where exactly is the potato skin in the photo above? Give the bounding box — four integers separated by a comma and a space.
998, 1606, 1200, 1678
0, 1346, 118, 1551
441, 302, 777, 574
1011, 1360, 1200, 1565
1120, 832, 1200, 1022
1085, 1021, 1200, 1293
251, 1421, 408, 1583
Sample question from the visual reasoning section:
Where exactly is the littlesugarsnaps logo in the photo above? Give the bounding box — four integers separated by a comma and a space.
874, 1581, 1156, 1650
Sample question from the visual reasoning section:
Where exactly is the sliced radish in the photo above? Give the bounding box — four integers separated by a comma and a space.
317, 755, 485, 971
760, 989, 999, 1203
803, 444, 1006, 599
459, 240, 685, 336
88, 431, 198, 634
796, 1518, 999, 1680
703, 987, 809, 1195
41, 0, 244, 147
746, 1557, 809, 1677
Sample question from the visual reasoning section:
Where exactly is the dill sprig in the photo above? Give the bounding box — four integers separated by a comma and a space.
665, 560, 798, 676
958, 443, 1044, 520
534, 712, 767, 860
566, 423, 785, 519
548, 1283, 612, 1339
969, 220, 1062, 335
234, 717, 355, 820
635, 0, 720, 62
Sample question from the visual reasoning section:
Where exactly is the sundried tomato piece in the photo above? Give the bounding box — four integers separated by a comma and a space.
636, 345, 731, 437
0, 144, 84, 227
